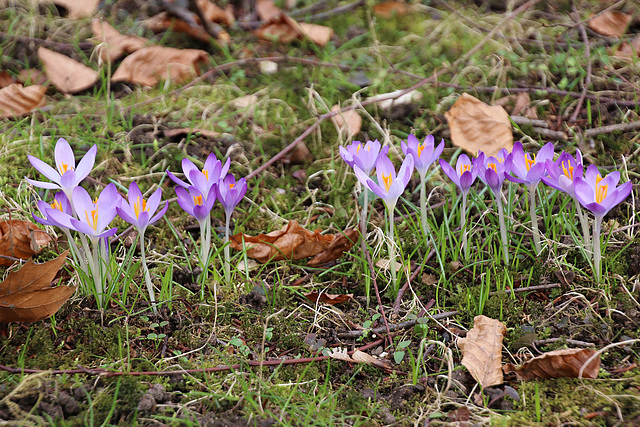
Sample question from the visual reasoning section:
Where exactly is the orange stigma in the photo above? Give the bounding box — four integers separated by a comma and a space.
382, 173, 393, 192
596, 175, 608, 204
229, 183, 235, 189
193, 195, 203, 206
561, 161, 574, 179
525, 154, 536, 171
488, 162, 498, 173
459, 164, 471, 175
134, 196, 147, 219
417, 144, 425, 157
51, 199, 63, 211
85, 208, 99, 231
58, 162, 73, 175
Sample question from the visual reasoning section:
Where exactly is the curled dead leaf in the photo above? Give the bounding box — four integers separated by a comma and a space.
0, 71, 14, 88
230, 220, 359, 264
457, 315, 507, 388
615, 35, 640, 58
256, 0, 281, 21
198, 0, 235, 26
0, 83, 46, 119
0, 251, 75, 323
588, 11, 631, 38
503, 348, 600, 381
146, 12, 212, 43
38, 47, 99, 94
328, 348, 393, 372
255, 12, 333, 46
0, 220, 53, 266
445, 93, 513, 157
111, 46, 209, 87
303, 291, 353, 305
92, 20, 149, 62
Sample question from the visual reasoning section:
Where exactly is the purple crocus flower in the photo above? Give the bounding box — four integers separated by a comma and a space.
116, 182, 168, 235
541, 150, 584, 198
401, 134, 444, 179
340, 139, 389, 175
475, 148, 512, 196
175, 185, 217, 224
33, 191, 73, 227
168, 153, 230, 200
574, 165, 632, 219
48, 184, 120, 242
439, 153, 481, 196
216, 175, 247, 216
354, 155, 414, 212
26, 138, 97, 200
506, 141, 555, 189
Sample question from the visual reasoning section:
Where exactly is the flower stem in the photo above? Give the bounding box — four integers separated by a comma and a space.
575, 199, 591, 259
139, 231, 157, 312
495, 196, 509, 265
386, 206, 397, 296
420, 177, 446, 277
360, 188, 371, 306
529, 186, 541, 254
593, 215, 602, 283
461, 193, 469, 261
224, 212, 231, 284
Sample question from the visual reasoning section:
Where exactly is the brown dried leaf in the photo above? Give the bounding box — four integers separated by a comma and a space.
230, 220, 358, 264
164, 128, 220, 139
0, 220, 53, 267
588, 11, 631, 38
445, 93, 513, 157
41, 0, 99, 18
254, 13, 333, 46
331, 105, 362, 137
146, 12, 212, 43
111, 46, 209, 87
256, 0, 281, 21
307, 229, 359, 267
457, 315, 507, 388
303, 291, 353, 305
503, 348, 600, 381
17, 69, 48, 86
198, 0, 235, 26
92, 20, 149, 62
0, 71, 14, 88
373, 1, 410, 18
38, 47, 99, 94
0, 83, 46, 119
0, 251, 75, 323
615, 35, 640, 58
284, 142, 313, 165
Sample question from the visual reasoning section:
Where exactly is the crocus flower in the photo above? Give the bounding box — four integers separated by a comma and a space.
401, 134, 444, 180
175, 185, 217, 265
26, 138, 97, 201
475, 148, 512, 264
117, 182, 169, 311
168, 153, 230, 200
574, 165, 633, 282
354, 155, 414, 213
116, 182, 168, 235
216, 174, 248, 283
439, 153, 481, 196
505, 141, 555, 254
354, 155, 414, 295
33, 191, 73, 227
340, 139, 389, 176
439, 153, 482, 260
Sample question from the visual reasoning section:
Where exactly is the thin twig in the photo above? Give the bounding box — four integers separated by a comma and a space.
363, 241, 393, 349
569, 5, 592, 124
489, 282, 562, 296
533, 338, 596, 348
337, 311, 459, 339
392, 255, 433, 316
584, 120, 640, 137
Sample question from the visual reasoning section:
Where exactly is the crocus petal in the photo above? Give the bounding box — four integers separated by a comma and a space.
54, 138, 76, 170
398, 155, 415, 187
181, 158, 199, 184
116, 206, 138, 226
459, 171, 474, 192
74, 145, 97, 182
537, 142, 555, 163
439, 159, 460, 187
145, 188, 163, 216
28, 155, 62, 184
25, 177, 60, 190
167, 170, 189, 188
149, 201, 169, 225
59, 170, 78, 190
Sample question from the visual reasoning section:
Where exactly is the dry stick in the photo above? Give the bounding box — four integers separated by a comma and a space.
0, 338, 385, 377
337, 311, 459, 339
584, 120, 640, 137
489, 282, 561, 296
533, 337, 596, 348
569, 6, 592, 124
363, 242, 393, 350
0, 32, 94, 52
392, 251, 434, 316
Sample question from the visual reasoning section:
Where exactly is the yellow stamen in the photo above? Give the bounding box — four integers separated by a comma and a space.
417, 144, 425, 157
202, 169, 209, 181
525, 154, 536, 171
382, 173, 393, 193
50, 200, 63, 212
356, 144, 362, 154
561, 161, 574, 179
596, 174, 608, 204
58, 162, 73, 175
459, 164, 471, 175
85, 208, 98, 231
134, 196, 147, 219
193, 195, 203, 206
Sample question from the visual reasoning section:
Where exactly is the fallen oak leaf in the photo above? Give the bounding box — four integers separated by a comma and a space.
0, 250, 75, 323
503, 348, 600, 381
307, 229, 359, 267
38, 47, 99, 94
445, 93, 513, 157
111, 46, 209, 87
230, 220, 358, 264
0, 220, 53, 267
91, 20, 149, 62
303, 291, 353, 305
457, 315, 507, 388
0, 83, 46, 119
